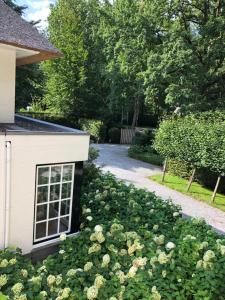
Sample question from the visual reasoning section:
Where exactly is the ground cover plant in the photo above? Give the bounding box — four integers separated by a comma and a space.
0, 171, 225, 299
128, 145, 163, 166
150, 174, 225, 212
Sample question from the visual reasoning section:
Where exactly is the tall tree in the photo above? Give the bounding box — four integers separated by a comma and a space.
43, 0, 106, 117
144, 0, 225, 112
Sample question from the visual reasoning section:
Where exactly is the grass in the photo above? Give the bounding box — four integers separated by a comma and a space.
128, 150, 164, 166
150, 173, 225, 212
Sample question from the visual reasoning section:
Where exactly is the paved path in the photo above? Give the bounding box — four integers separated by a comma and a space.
94, 144, 225, 234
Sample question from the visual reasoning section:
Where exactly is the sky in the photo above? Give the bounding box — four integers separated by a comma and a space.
17, 0, 56, 29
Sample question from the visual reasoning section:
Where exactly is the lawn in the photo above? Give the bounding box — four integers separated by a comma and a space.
150, 173, 225, 212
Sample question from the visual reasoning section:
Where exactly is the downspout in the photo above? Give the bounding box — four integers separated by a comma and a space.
4, 139, 11, 249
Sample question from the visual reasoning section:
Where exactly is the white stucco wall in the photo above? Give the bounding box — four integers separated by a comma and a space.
0, 47, 16, 123
0, 136, 6, 250
0, 133, 89, 254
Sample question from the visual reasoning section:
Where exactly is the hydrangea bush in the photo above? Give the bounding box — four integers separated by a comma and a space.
0, 173, 225, 299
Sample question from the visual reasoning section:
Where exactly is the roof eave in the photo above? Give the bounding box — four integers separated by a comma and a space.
16, 51, 63, 66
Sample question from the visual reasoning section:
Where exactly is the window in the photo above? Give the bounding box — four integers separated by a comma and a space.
34, 163, 75, 243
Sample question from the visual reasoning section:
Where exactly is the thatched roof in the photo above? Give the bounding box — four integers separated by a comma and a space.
0, 0, 62, 65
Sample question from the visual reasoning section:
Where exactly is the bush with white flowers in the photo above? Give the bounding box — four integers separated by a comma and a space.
0, 172, 225, 299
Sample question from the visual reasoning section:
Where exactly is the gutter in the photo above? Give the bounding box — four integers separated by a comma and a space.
4, 139, 11, 248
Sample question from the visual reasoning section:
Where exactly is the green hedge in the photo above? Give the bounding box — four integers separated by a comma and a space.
0, 171, 225, 299
128, 145, 164, 166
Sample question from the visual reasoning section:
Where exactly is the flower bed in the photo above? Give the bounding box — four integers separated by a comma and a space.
0, 173, 225, 299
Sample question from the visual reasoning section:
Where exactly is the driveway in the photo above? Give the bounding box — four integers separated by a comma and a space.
94, 144, 225, 234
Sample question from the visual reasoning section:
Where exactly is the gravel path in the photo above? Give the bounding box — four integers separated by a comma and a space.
94, 144, 225, 234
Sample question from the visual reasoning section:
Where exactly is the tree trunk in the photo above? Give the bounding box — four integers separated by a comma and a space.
161, 158, 168, 182
211, 175, 221, 203
186, 168, 196, 192
131, 99, 140, 128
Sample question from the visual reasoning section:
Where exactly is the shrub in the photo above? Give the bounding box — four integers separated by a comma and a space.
0, 172, 225, 299
132, 129, 154, 146
128, 145, 164, 166
167, 158, 192, 179
80, 119, 106, 143
108, 127, 121, 143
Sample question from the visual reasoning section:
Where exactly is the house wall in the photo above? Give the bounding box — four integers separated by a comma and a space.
0, 136, 6, 249
0, 133, 89, 254
0, 47, 16, 123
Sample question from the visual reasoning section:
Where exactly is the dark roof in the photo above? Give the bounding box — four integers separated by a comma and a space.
0, 0, 62, 65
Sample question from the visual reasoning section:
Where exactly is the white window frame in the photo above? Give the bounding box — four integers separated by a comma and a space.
34, 163, 75, 243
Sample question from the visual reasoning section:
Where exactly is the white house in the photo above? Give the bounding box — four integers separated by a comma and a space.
0, 0, 90, 257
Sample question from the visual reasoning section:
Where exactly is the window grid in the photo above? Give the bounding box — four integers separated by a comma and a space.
34, 163, 75, 243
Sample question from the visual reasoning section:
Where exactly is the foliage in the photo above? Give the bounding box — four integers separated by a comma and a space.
144, 0, 225, 112
132, 130, 155, 146
128, 145, 164, 166
154, 114, 225, 174
80, 119, 106, 143
0, 172, 225, 299
108, 127, 121, 144
88, 146, 99, 163
151, 173, 225, 212
42, 0, 106, 118
167, 159, 192, 180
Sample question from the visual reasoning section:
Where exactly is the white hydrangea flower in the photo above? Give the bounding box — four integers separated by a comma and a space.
220, 245, 225, 256
196, 260, 203, 269
84, 262, 93, 272
203, 250, 215, 262
88, 243, 101, 254
116, 270, 125, 284
132, 257, 147, 268
109, 297, 117, 300
47, 275, 56, 286
102, 254, 110, 267
153, 225, 159, 231
56, 275, 62, 285
0, 259, 8, 268
60, 233, 67, 241
94, 225, 103, 232
59, 250, 65, 255
112, 262, 121, 271
21, 269, 28, 278
0, 274, 8, 287
153, 235, 165, 245
151, 286, 161, 300
16, 294, 27, 300
127, 266, 138, 278
95, 232, 105, 244
94, 274, 105, 288
162, 270, 167, 278
12, 282, 24, 295
9, 258, 17, 265
165, 242, 176, 251
87, 216, 93, 221
87, 286, 98, 300
57, 287, 71, 299
173, 212, 180, 217
158, 252, 168, 264
67, 269, 76, 277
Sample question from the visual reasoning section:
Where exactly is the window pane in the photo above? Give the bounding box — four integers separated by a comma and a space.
59, 216, 69, 232
51, 166, 61, 183
38, 167, 49, 185
36, 222, 46, 239
61, 200, 70, 216
48, 219, 58, 236
37, 186, 48, 203
63, 165, 73, 182
50, 184, 60, 201
49, 202, 59, 219
36, 204, 47, 222
62, 182, 72, 199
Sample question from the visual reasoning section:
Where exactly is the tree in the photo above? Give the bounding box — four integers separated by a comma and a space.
144, 0, 225, 112
43, 0, 106, 118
